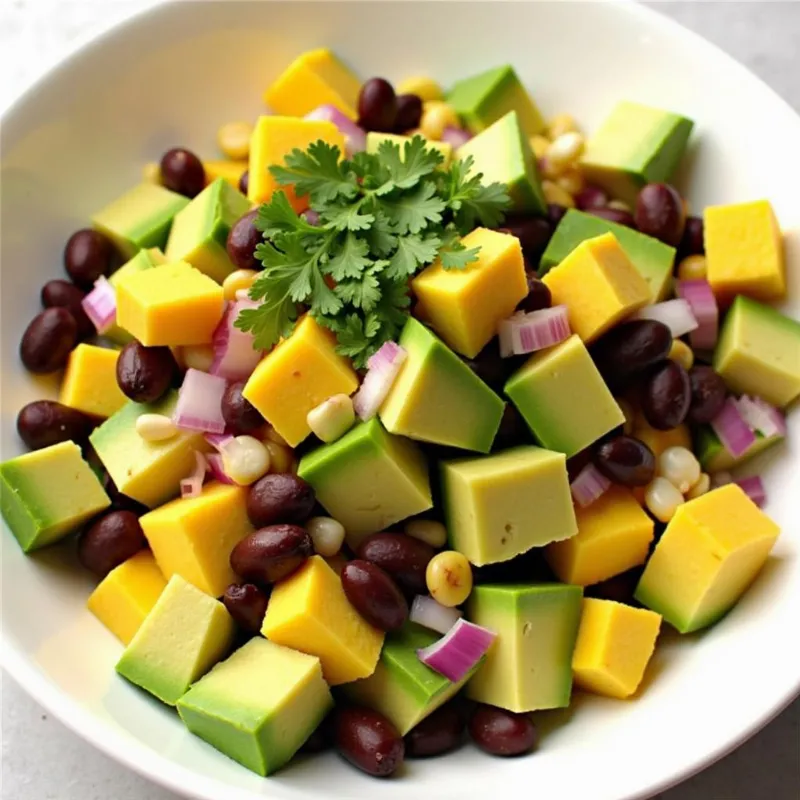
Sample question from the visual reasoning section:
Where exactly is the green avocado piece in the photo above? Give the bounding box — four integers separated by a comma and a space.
713, 295, 800, 408
297, 418, 432, 548
694, 425, 784, 472
505, 334, 624, 457
379, 317, 504, 453
165, 178, 252, 283
89, 391, 207, 508
538, 209, 675, 301
466, 583, 583, 712
456, 110, 546, 214
580, 101, 694, 205
447, 65, 545, 136
441, 446, 577, 566
178, 638, 333, 776
343, 623, 481, 735
0, 441, 111, 552
366, 132, 453, 165
92, 183, 190, 259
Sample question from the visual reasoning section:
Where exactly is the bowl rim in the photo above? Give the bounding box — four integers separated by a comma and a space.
1, 2, 799, 799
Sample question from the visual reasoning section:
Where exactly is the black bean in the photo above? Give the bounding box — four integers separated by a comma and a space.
230, 524, 313, 585
588, 207, 636, 228
501, 216, 553, 263
356, 532, 435, 597
634, 183, 685, 246
341, 560, 409, 632
357, 78, 398, 133
222, 583, 269, 634
17, 400, 95, 450
116, 341, 175, 403
20, 308, 78, 373
238, 170, 249, 196
246, 474, 315, 527
160, 147, 205, 198
77, 511, 146, 577
594, 435, 656, 486
394, 94, 423, 132
405, 703, 464, 758
517, 272, 552, 313
226, 209, 261, 271
590, 319, 673, 388
221, 382, 264, 434
688, 365, 727, 424
679, 215, 704, 259
334, 706, 404, 777
642, 360, 691, 430
41, 279, 94, 339
468, 705, 537, 757
64, 229, 114, 289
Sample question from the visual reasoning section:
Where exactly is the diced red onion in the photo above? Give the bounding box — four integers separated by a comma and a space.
710, 397, 757, 458
180, 450, 208, 499
353, 341, 407, 420
305, 104, 366, 156
174, 369, 227, 434
734, 395, 787, 439
211, 300, 263, 381
570, 463, 612, 508
410, 595, 463, 634
206, 452, 236, 485
633, 299, 698, 338
736, 475, 767, 507
81, 276, 117, 334
441, 126, 472, 149
677, 280, 718, 350
205, 432, 234, 451
417, 619, 496, 683
302, 209, 320, 226
498, 305, 571, 357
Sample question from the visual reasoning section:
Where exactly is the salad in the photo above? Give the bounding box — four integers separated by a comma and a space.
2, 49, 797, 779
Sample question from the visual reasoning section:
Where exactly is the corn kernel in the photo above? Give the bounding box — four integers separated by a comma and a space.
222, 269, 258, 302
546, 132, 585, 171
530, 135, 551, 160
306, 394, 355, 443
557, 166, 585, 196
687, 472, 711, 500
222, 435, 270, 485
265, 426, 289, 447
142, 162, 161, 184
546, 113, 579, 140
542, 180, 576, 208
405, 519, 447, 549
306, 516, 346, 557
397, 76, 443, 103
426, 551, 473, 607
265, 440, 294, 474
420, 102, 459, 141
644, 477, 684, 523
217, 120, 254, 162
657, 446, 701, 494
182, 344, 215, 372
677, 255, 708, 281
135, 413, 178, 442
607, 199, 632, 213
668, 339, 694, 371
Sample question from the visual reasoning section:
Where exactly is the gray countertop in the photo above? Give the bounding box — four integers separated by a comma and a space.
1, 2, 798, 798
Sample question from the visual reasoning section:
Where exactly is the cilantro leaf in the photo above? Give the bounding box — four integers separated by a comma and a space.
437, 229, 481, 270
321, 200, 375, 232
376, 135, 444, 192
386, 233, 441, 280
366, 212, 398, 257
254, 191, 322, 238
334, 268, 382, 312
270, 140, 358, 204
442, 155, 512, 232
326, 232, 371, 280
379, 181, 445, 235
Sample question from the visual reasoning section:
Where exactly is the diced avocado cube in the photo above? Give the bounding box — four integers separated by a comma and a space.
539, 209, 676, 302
441, 446, 577, 566
713, 295, 800, 408
456, 110, 546, 214
635, 484, 780, 633
505, 334, 625, 457
366, 132, 452, 165
92, 183, 190, 259
177, 638, 333, 776
344, 623, 482, 735
165, 178, 252, 283
116, 574, 236, 705
379, 317, 505, 453
446, 65, 545, 136
580, 101, 694, 205
297, 418, 432, 548
694, 425, 784, 473
466, 583, 583, 712
0, 441, 111, 552
89, 391, 208, 508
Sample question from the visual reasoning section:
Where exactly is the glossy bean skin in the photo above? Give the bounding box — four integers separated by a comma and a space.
358, 78, 398, 133
590, 320, 673, 387
334, 706, 404, 777
341, 560, 409, 632
77, 511, 146, 577
238, 170, 249, 196
222, 583, 270, 634
461, 339, 514, 392
230, 524, 313, 585
405, 703, 464, 758
246, 474, 315, 527
687, 365, 727, 424
546, 203, 568, 227
575, 185, 609, 210
356, 532, 435, 597
116, 341, 175, 403
63, 229, 114, 289
394, 94, 423, 132
468, 705, 537, 757
679, 215, 705, 258
642, 361, 692, 430
41, 279, 94, 339
299, 718, 332, 753
160, 147, 205, 198
226, 209, 261, 271
594, 435, 656, 487
501, 216, 553, 263
221, 382, 264, 434
517, 272, 552, 313
588, 206, 636, 228
634, 183, 685, 246
20, 308, 78, 373
16, 400, 95, 450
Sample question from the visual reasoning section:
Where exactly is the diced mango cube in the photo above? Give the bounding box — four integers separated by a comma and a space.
116, 261, 224, 346
204, 160, 249, 189
572, 598, 662, 699
705, 200, 785, 304
635, 484, 780, 633
543, 232, 650, 343
60, 344, 126, 419
243, 315, 359, 447
248, 116, 346, 211
411, 228, 528, 358
87, 551, 167, 644
140, 482, 254, 598
262, 555, 384, 685
545, 486, 655, 586
265, 48, 361, 120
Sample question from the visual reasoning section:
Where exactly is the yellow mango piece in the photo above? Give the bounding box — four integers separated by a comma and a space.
635, 484, 780, 633
60, 344, 126, 419
397, 76, 443, 103
572, 598, 662, 699
116, 261, 224, 346
243, 316, 359, 447
633, 419, 692, 459
265, 48, 361, 120
248, 116, 346, 211
545, 485, 654, 586
543, 232, 650, 343
411, 228, 528, 358
705, 200, 785, 304
87, 551, 167, 644
204, 160, 249, 189
262, 555, 384, 685
140, 482, 254, 598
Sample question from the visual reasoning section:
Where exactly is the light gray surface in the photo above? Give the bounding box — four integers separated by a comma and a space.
1, 1, 799, 798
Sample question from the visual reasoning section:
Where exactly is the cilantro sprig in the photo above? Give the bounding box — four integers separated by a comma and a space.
236, 136, 510, 367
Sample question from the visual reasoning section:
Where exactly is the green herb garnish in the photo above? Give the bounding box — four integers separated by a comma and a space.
236, 136, 511, 367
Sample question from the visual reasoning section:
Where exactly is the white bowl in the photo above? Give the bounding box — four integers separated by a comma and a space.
2, 2, 799, 799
